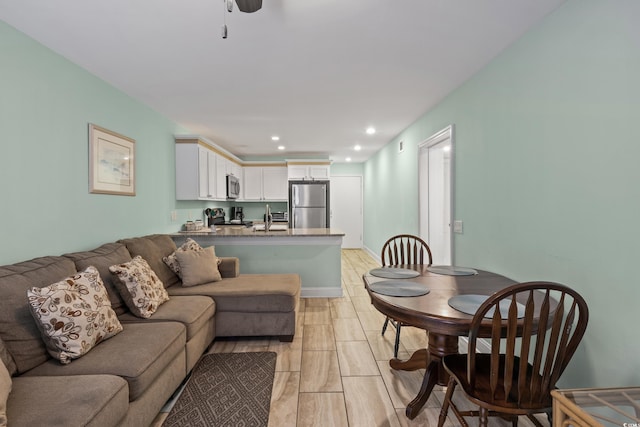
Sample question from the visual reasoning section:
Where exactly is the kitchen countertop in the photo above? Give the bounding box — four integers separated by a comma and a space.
173, 227, 345, 238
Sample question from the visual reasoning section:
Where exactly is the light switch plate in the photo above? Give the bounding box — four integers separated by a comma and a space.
453, 220, 463, 234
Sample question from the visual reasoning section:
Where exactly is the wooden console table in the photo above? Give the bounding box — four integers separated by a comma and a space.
552, 387, 640, 427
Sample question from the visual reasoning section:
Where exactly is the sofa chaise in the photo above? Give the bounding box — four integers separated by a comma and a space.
0, 234, 300, 427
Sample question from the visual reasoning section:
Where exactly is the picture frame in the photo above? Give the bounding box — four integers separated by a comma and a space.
89, 124, 136, 196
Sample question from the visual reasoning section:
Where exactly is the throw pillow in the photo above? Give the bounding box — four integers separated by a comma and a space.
175, 246, 222, 287
0, 359, 10, 427
109, 256, 169, 318
162, 238, 203, 277
26, 266, 123, 365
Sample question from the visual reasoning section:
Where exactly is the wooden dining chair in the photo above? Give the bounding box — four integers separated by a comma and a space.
437, 282, 589, 427
380, 234, 433, 358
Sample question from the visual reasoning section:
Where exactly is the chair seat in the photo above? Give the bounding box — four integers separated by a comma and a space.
443, 353, 553, 412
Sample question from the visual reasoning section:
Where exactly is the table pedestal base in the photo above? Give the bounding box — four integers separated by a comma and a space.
389, 332, 459, 420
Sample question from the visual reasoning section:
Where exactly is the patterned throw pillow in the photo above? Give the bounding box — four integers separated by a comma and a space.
109, 256, 169, 318
163, 238, 220, 278
26, 266, 123, 365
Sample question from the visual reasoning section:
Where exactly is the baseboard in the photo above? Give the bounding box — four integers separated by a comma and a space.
363, 245, 381, 264
301, 287, 344, 298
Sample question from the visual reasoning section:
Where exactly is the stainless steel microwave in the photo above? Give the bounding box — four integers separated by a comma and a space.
226, 175, 240, 199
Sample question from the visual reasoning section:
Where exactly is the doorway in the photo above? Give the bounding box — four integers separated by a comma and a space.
330, 175, 363, 248
419, 125, 454, 265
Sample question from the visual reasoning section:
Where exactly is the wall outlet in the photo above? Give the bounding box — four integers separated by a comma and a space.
453, 220, 463, 234
170, 211, 177, 221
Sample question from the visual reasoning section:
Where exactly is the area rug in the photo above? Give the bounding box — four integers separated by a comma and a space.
163, 352, 277, 427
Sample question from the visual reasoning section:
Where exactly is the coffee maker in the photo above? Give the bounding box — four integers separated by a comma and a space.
230, 207, 244, 222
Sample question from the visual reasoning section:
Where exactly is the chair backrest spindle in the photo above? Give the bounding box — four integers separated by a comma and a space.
381, 234, 432, 267
468, 282, 588, 407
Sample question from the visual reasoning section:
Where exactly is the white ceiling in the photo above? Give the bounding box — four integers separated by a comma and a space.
1, 0, 566, 162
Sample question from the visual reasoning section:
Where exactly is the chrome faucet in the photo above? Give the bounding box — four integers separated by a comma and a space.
265, 204, 272, 231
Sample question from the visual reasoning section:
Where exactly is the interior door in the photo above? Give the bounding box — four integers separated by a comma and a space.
330, 175, 363, 248
419, 126, 454, 265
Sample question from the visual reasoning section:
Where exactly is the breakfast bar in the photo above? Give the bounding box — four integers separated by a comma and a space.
172, 227, 345, 298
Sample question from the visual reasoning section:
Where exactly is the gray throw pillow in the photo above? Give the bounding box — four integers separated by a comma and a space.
175, 246, 222, 287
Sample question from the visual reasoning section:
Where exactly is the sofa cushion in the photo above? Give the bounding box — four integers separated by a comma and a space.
63, 243, 132, 315
118, 235, 181, 288
109, 256, 170, 318
0, 256, 77, 375
27, 266, 123, 364
22, 322, 186, 401
0, 339, 15, 381
167, 273, 301, 313
8, 375, 128, 427
218, 257, 240, 279
0, 359, 10, 427
175, 247, 222, 286
118, 295, 215, 341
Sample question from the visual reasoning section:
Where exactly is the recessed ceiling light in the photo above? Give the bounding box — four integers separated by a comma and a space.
365, 127, 376, 135
346, 157, 352, 162
271, 136, 280, 141
277, 145, 285, 150
354, 144, 362, 151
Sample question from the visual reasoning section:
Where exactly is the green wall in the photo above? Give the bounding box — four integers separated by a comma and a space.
364, 0, 640, 388
0, 21, 195, 264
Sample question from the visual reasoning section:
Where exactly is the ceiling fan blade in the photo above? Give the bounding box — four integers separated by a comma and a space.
235, 0, 262, 13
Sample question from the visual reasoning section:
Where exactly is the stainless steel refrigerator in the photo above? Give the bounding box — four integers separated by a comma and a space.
289, 181, 330, 228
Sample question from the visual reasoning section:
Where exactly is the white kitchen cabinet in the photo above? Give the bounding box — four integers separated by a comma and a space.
215, 155, 228, 200
175, 143, 218, 200
243, 167, 263, 200
244, 166, 288, 201
262, 167, 288, 200
287, 163, 330, 180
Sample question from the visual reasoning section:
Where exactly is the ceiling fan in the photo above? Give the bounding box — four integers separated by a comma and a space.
222, 0, 262, 38
228, 0, 262, 13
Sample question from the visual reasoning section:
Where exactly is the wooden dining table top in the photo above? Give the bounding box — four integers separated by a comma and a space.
363, 265, 517, 336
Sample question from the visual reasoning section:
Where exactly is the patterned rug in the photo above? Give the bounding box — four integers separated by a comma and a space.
163, 352, 277, 427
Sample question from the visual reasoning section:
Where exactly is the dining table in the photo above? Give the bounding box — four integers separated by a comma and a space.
363, 264, 517, 419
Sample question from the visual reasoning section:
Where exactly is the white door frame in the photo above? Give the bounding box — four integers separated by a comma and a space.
418, 125, 455, 264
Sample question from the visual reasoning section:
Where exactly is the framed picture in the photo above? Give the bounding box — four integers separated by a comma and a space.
89, 124, 136, 196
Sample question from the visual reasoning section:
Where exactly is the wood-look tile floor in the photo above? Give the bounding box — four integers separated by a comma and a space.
152, 249, 545, 427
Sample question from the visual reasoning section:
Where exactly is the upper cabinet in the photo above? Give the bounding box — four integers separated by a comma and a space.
215, 154, 243, 200
175, 136, 332, 201
287, 161, 331, 180
175, 137, 243, 201
176, 143, 219, 200
243, 166, 288, 201
262, 167, 288, 200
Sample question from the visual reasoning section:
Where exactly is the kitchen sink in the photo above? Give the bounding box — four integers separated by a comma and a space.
253, 224, 288, 231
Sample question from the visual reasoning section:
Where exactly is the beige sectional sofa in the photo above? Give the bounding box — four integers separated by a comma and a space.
0, 234, 300, 427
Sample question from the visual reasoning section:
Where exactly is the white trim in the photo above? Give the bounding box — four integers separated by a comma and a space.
363, 245, 381, 264
418, 124, 455, 265
301, 287, 344, 298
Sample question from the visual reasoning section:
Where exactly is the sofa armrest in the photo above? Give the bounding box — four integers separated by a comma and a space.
218, 257, 240, 278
